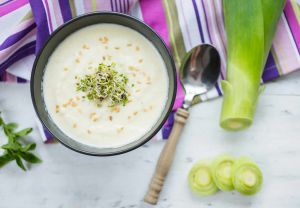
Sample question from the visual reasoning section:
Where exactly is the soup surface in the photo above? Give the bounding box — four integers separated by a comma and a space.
43, 24, 169, 148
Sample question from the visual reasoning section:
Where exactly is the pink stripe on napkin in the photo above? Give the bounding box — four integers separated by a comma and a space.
0, 0, 28, 17
284, 0, 300, 52
50, 0, 64, 27
139, 0, 170, 48
43, 0, 54, 32
96, 0, 111, 11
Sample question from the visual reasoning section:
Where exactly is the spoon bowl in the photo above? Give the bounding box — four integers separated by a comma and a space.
180, 44, 221, 108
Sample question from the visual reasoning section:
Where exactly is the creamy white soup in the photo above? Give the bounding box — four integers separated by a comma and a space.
43, 24, 169, 148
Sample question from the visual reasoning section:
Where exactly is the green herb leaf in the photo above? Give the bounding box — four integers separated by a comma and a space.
22, 143, 36, 152
20, 152, 42, 164
15, 128, 33, 137
2, 142, 21, 151
0, 117, 4, 126
0, 153, 14, 168
15, 156, 26, 171
0, 114, 41, 171
5, 122, 18, 131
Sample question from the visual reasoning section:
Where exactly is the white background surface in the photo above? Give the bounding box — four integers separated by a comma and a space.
1, 3, 300, 208
0, 71, 300, 208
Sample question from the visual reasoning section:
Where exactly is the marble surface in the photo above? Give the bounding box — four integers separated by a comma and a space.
0, 71, 299, 208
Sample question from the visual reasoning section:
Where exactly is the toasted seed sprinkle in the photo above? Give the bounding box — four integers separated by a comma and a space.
117, 127, 124, 133
99, 36, 109, 44
143, 108, 148, 112
128, 66, 134, 71
73, 123, 77, 128
102, 56, 106, 61
136, 46, 140, 51
103, 36, 109, 43
128, 115, 132, 120
87, 129, 92, 134
82, 44, 90, 49
89, 112, 96, 119
111, 106, 120, 113
138, 59, 143, 63
71, 102, 77, 107
128, 66, 139, 72
63, 103, 68, 108
137, 81, 142, 84
92, 117, 99, 122
114, 47, 120, 50
133, 111, 138, 116
109, 115, 113, 121
76, 96, 81, 101
127, 43, 132, 47
55, 105, 60, 113
75, 58, 80, 63
128, 92, 131, 96
64, 67, 69, 71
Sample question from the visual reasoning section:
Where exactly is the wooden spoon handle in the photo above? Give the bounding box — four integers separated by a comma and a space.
144, 108, 189, 205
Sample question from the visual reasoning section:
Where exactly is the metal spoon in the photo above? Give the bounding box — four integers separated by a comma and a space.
144, 44, 221, 205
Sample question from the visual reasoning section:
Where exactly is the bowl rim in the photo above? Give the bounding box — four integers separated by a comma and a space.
31, 11, 177, 156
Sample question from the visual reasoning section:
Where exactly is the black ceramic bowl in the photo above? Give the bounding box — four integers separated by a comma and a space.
31, 12, 176, 156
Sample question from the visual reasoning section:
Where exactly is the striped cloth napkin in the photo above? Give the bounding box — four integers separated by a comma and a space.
0, 0, 299, 143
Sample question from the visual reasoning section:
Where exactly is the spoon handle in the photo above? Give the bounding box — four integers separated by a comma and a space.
144, 108, 189, 205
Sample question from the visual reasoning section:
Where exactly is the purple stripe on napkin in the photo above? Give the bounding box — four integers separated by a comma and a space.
262, 52, 280, 82
29, 0, 50, 53
44, 127, 54, 143
58, 0, 72, 22
0, 41, 35, 76
162, 112, 175, 139
215, 83, 222, 96
0, 0, 14, 6
126, 0, 130, 13
17, 77, 28, 83
110, 0, 115, 11
192, 0, 205, 43
0, 23, 36, 50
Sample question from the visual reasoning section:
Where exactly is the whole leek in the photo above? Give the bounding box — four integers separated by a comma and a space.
220, 0, 286, 131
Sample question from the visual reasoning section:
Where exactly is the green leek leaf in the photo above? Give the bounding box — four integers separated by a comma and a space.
220, 0, 286, 131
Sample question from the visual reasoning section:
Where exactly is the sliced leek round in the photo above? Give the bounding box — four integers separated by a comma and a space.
188, 160, 219, 196
232, 157, 263, 195
212, 154, 236, 191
